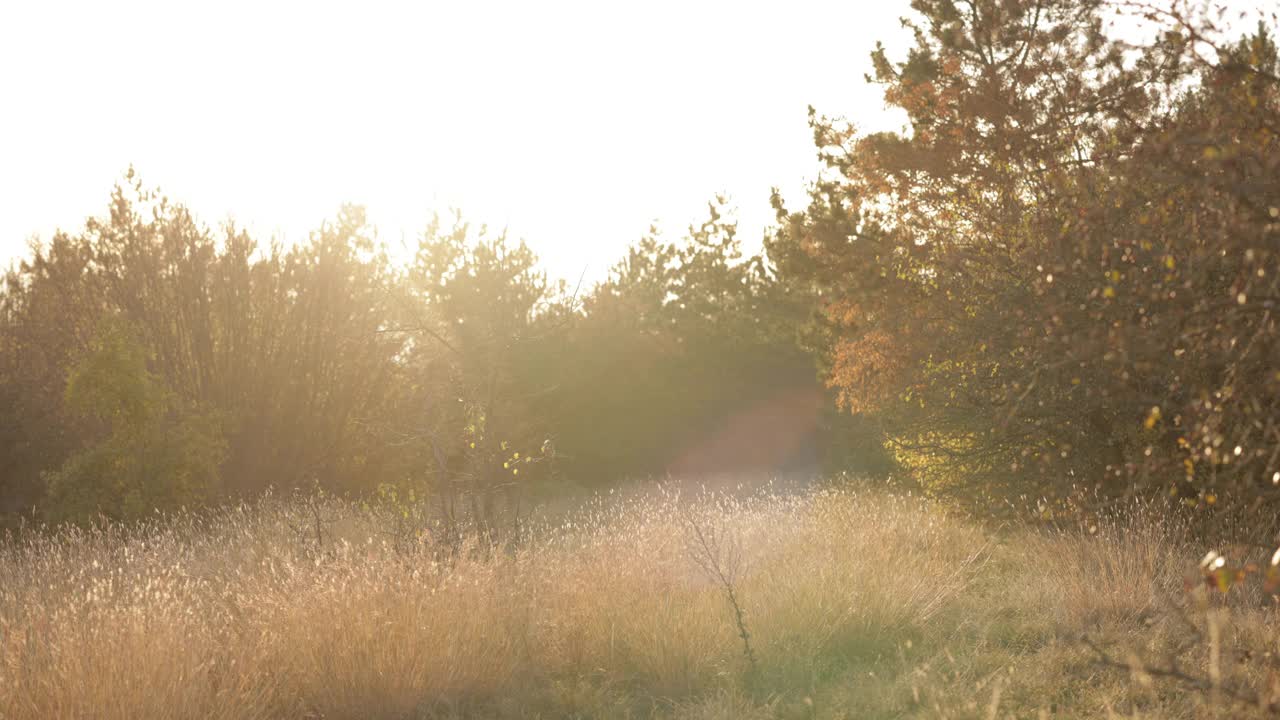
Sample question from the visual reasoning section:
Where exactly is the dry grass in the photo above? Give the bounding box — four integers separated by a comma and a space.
0, 483, 1275, 719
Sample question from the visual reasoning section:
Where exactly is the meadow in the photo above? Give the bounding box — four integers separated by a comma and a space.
2, 481, 1274, 719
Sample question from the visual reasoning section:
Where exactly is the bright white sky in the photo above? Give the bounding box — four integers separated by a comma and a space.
0, 1, 909, 282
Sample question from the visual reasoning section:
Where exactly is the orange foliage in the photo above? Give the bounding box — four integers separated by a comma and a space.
827, 330, 903, 415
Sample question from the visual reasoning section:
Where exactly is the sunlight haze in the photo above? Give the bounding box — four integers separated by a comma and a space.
1, 0, 907, 281
8, 1, 1280, 716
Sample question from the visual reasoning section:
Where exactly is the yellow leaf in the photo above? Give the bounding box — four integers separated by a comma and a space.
1215, 569, 1233, 593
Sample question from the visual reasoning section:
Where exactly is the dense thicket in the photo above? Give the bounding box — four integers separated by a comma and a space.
770, 0, 1280, 514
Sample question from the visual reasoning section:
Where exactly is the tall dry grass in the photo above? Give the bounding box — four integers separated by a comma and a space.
0, 483, 1273, 718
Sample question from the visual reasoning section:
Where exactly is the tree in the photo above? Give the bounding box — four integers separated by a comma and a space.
771, 0, 1280, 512
552, 199, 838, 482
384, 212, 566, 537
0, 174, 417, 513
0, 231, 104, 513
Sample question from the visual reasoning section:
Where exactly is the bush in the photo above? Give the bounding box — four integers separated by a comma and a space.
43, 319, 224, 522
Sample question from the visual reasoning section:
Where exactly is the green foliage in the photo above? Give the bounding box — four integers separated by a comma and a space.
43, 320, 225, 522
63, 318, 162, 429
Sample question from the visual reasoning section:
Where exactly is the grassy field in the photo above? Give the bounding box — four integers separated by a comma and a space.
1, 483, 1276, 719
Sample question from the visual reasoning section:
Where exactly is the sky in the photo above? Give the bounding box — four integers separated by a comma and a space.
0, 0, 910, 282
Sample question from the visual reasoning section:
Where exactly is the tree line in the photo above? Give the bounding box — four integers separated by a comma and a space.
0, 180, 857, 523
3, 0, 1279, 524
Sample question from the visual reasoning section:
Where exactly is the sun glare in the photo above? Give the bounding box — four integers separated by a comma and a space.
0, 0, 905, 281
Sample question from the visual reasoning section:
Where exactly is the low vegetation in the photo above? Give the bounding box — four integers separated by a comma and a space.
2, 483, 1273, 719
